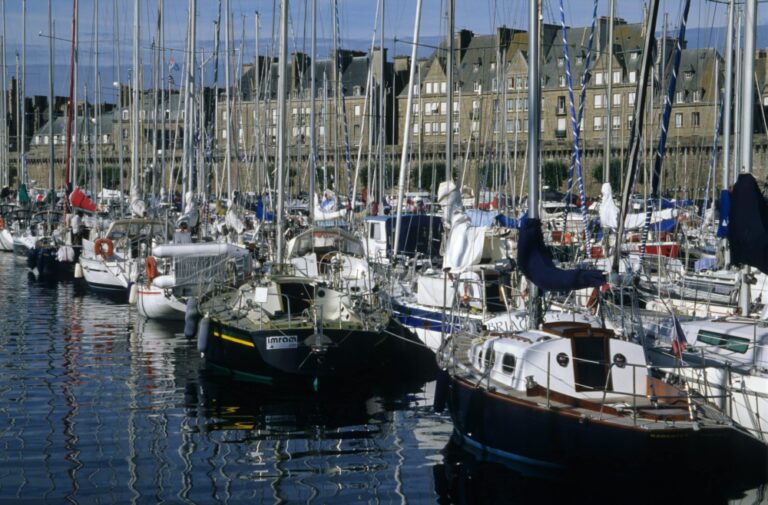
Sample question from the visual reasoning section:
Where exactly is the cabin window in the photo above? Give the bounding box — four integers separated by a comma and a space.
697, 330, 750, 354
502, 354, 516, 375
483, 348, 495, 370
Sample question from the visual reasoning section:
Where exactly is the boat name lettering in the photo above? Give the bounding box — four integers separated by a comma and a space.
266, 335, 298, 350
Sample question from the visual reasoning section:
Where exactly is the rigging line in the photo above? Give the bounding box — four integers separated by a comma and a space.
558, 0, 597, 259
640, 0, 691, 260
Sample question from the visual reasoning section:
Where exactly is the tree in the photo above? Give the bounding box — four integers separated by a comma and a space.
591, 159, 622, 189
541, 160, 569, 189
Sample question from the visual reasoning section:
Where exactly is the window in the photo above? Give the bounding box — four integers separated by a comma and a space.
594, 94, 604, 109
628, 92, 636, 105
764, 96, 768, 107
595, 72, 604, 85
353, 124, 360, 137
557, 96, 566, 114
413, 123, 419, 135
692, 90, 701, 103
593, 116, 604, 130
691, 112, 700, 127
426, 82, 433, 94
122, 128, 128, 139
441, 82, 447, 94
425, 103, 432, 116
627, 115, 634, 127
291, 107, 297, 116
675, 112, 683, 128
613, 71, 621, 84
425, 123, 432, 135
559, 75, 566, 87
557, 57, 564, 67
453, 121, 459, 133
414, 103, 420, 115
413, 84, 420, 95
34, 135, 40, 145
221, 128, 227, 139
630, 52, 638, 61
473, 81, 481, 93
453, 101, 460, 112
576, 55, 583, 65
319, 125, 325, 136
613, 93, 621, 106
354, 105, 361, 116
502, 354, 517, 374
441, 122, 446, 133
44, 135, 49, 145
472, 100, 479, 112
612, 115, 620, 129
122, 109, 129, 121
675, 91, 684, 104
684, 70, 693, 80
629, 71, 637, 83
697, 330, 750, 354
507, 98, 514, 112
556, 117, 567, 132
353, 85, 362, 96
507, 78, 514, 90
440, 102, 447, 115
471, 120, 479, 132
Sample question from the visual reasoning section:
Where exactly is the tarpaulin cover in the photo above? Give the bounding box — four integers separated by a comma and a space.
517, 218, 605, 291
69, 187, 97, 212
717, 189, 730, 239
728, 173, 768, 274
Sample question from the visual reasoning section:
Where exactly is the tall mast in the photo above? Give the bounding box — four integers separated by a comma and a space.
309, 0, 317, 223
159, 0, 165, 199
73, 0, 79, 189
114, 0, 123, 210
47, 0, 54, 206
94, 0, 100, 197
20, 0, 25, 186
739, 0, 757, 316
604, 0, 614, 183
446, 0, 454, 185
392, 0, 423, 258
527, 0, 542, 328
224, 0, 232, 205
733, 8, 742, 185
131, 0, 140, 198
378, 0, 386, 212
722, 0, 735, 187
254, 11, 260, 191
611, 0, 660, 274
276, 0, 288, 264
0, 0, 6, 188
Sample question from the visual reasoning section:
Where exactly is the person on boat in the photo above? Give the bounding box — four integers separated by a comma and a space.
174, 222, 192, 244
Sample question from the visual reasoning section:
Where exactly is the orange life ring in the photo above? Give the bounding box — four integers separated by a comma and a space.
0, 217, 5, 230
145, 256, 158, 282
462, 283, 470, 305
94, 238, 114, 258
563, 232, 573, 246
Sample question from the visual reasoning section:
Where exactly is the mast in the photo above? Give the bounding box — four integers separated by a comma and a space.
0, 0, 6, 189
64, 0, 78, 196
309, 0, 316, 223
527, 0, 542, 328
378, 0, 386, 213
733, 8, 742, 185
392, 0, 423, 259
604, 0, 614, 183
114, 0, 123, 211
722, 0, 735, 187
73, 0, 79, 189
20, 0, 25, 186
131, 0, 140, 199
610, 0, 660, 274
224, 0, 232, 205
739, 0, 757, 316
275, 0, 288, 265
47, 0, 54, 208
254, 11, 260, 191
446, 0, 454, 186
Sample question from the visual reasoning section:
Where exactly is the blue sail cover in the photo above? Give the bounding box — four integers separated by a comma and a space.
517, 218, 605, 291
728, 173, 768, 274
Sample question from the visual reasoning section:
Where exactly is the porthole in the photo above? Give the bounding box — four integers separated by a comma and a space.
556, 352, 569, 367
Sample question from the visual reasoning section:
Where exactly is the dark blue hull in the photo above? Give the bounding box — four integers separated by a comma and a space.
26, 246, 79, 281
445, 373, 767, 475
204, 317, 431, 389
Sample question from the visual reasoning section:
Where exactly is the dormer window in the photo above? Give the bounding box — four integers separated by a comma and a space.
684, 70, 694, 80
630, 52, 638, 61
557, 57, 564, 67
353, 85, 362, 96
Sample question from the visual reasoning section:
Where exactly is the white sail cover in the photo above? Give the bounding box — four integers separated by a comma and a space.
442, 212, 487, 272
314, 191, 347, 221
599, 183, 677, 230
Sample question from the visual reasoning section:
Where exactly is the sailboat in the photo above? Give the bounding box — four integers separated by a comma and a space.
438, 0, 767, 474
195, 0, 409, 389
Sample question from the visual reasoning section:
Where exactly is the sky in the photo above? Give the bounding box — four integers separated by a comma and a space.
0, 0, 764, 98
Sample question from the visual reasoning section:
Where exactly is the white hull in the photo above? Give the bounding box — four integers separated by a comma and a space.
136, 286, 186, 321
0, 229, 13, 251
79, 255, 132, 294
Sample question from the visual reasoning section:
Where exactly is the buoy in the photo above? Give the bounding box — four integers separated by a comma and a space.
128, 283, 138, 305
74, 262, 83, 279
184, 297, 199, 338
196, 316, 210, 353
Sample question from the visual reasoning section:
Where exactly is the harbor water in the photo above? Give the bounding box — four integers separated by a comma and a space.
0, 252, 766, 504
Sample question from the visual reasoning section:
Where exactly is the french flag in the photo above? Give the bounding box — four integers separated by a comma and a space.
672, 315, 688, 359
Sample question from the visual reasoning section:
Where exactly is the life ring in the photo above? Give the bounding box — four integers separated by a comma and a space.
462, 283, 470, 305
145, 256, 158, 283
94, 238, 114, 258
563, 232, 573, 246
0, 217, 5, 230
